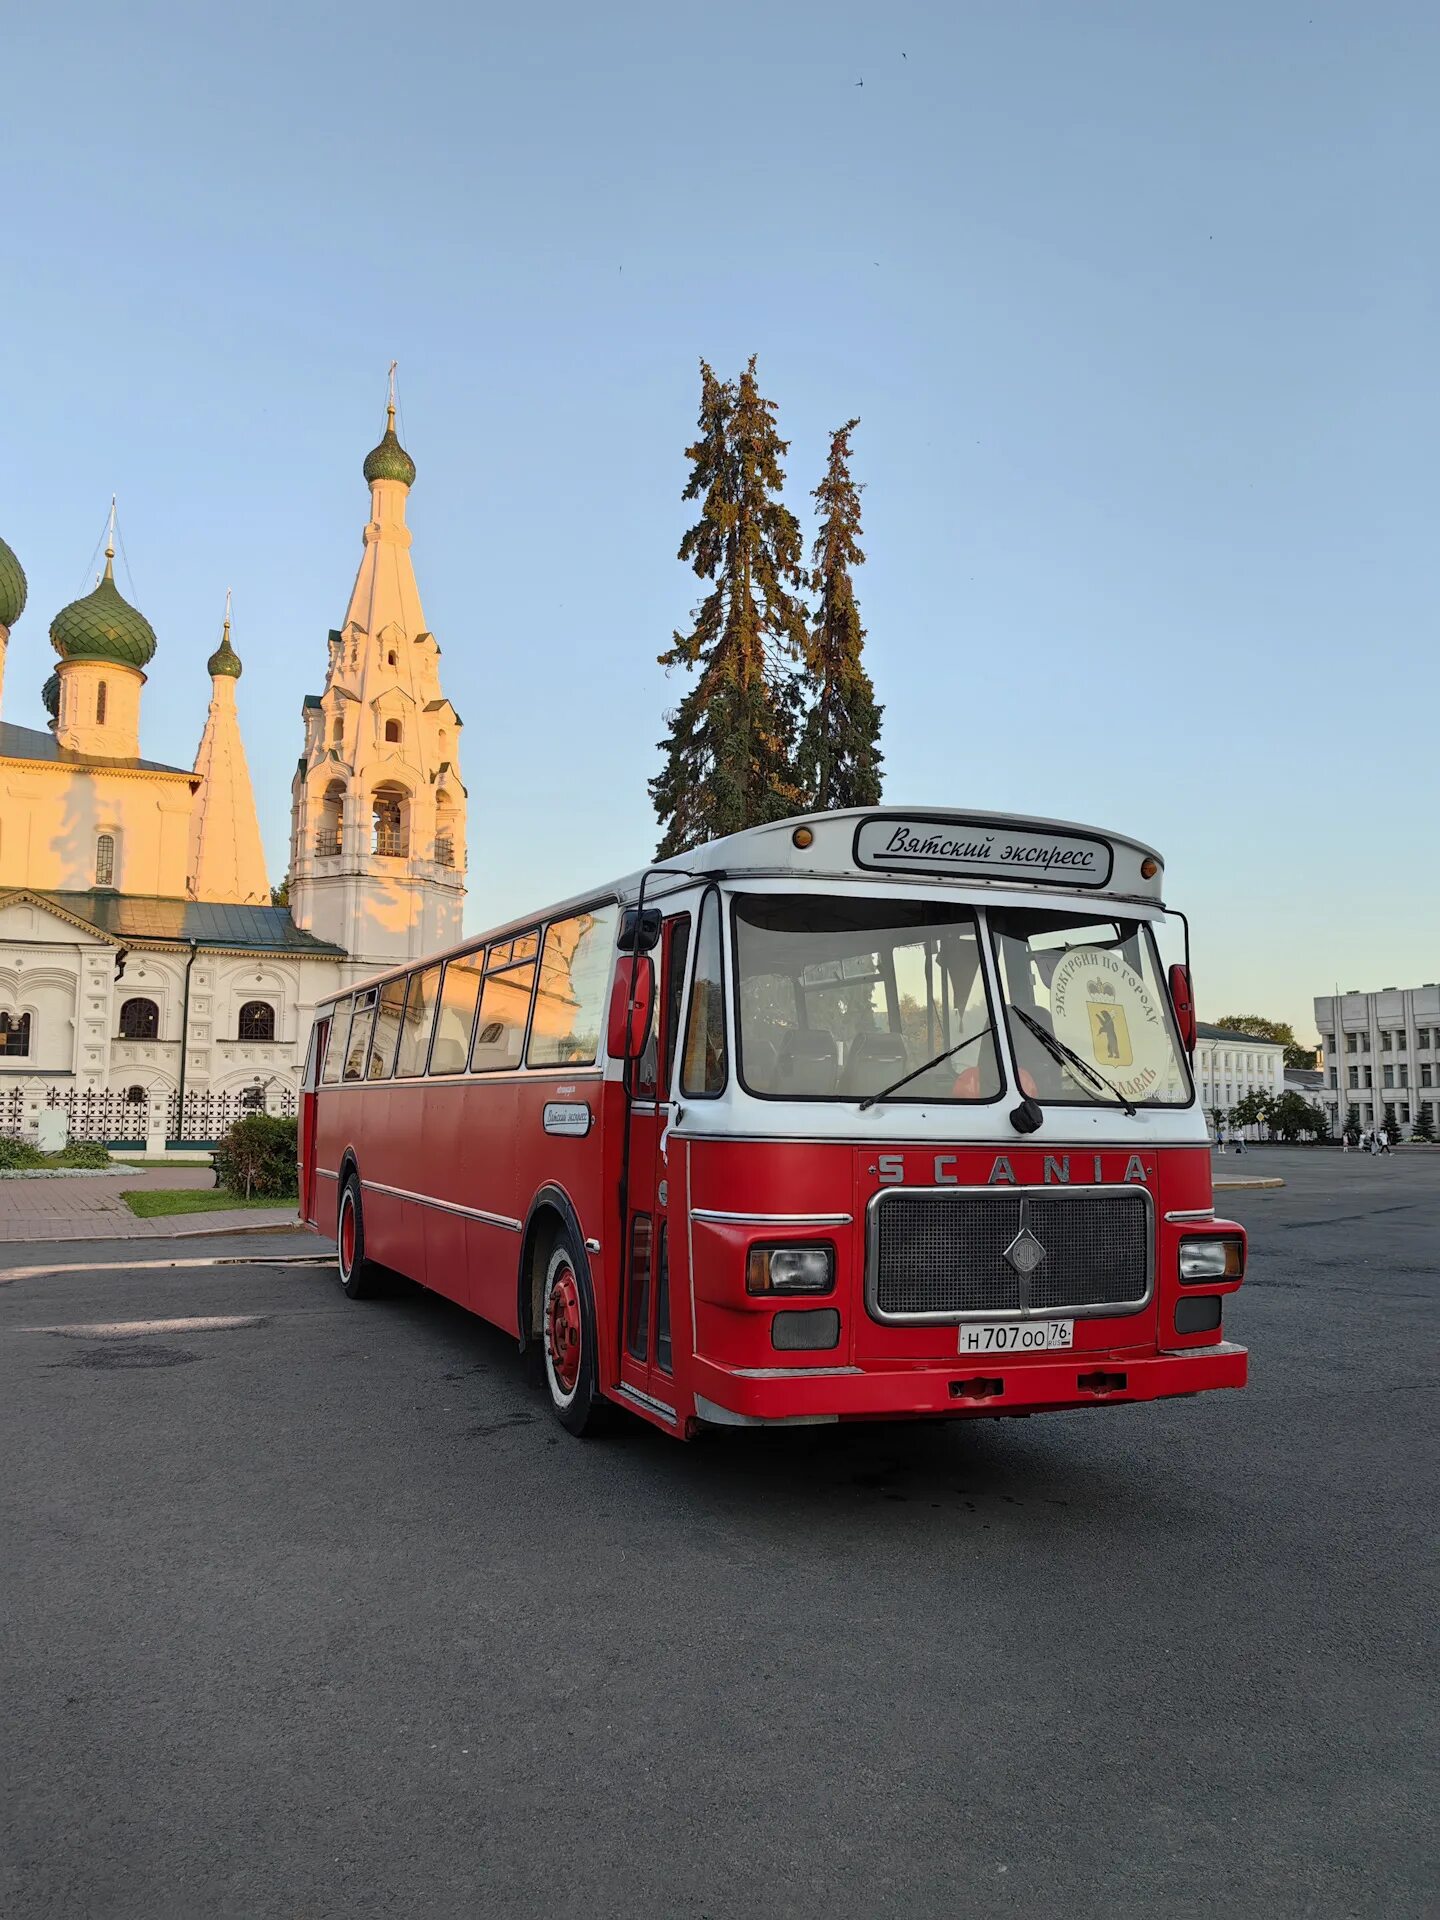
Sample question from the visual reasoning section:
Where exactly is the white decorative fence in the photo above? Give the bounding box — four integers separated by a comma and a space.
0, 1083, 298, 1148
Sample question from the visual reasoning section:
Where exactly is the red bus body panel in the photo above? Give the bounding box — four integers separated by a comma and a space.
306, 1087, 1245, 1438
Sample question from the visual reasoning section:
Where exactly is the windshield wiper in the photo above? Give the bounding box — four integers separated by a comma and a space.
1009, 1004, 1137, 1117
858, 1026, 994, 1111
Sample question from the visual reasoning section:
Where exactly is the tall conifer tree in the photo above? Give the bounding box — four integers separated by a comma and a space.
797, 419, 883, 811
651, 357, 810, 858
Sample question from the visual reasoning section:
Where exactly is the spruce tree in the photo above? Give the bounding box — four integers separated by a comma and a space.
797, 419, 883, 811
651, 357, 810, 858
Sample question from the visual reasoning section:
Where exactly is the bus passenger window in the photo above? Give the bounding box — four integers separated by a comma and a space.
431, 953, 484, 1074
681, 893, 727, 1096
528, 905, 619, 1068
471, 953, 538, 1072
344, 991, 377, 1081
321, 999, 351, 1083
394, 966, 441, 1078
369, 977, 407, 1078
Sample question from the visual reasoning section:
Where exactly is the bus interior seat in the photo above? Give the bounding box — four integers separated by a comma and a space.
744, 1033, 781, 1092
839, 1029, 908, 1096
775, 1029, 839, 1096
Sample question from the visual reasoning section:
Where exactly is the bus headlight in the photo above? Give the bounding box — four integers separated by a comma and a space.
1178, 1234, 1244, 1283
747, 1245, 835, 1295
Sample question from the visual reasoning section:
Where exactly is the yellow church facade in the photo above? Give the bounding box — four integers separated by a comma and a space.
0, 402, 466, 1146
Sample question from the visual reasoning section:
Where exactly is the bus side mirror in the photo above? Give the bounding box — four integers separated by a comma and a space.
608, 955, 655, 1060
1168, 963, 1196, 1054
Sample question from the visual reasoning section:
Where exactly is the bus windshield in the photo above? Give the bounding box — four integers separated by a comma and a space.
733, 894, 1001, 1103
990, 906, 1192, 1107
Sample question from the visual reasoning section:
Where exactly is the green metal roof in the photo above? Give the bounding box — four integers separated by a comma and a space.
31, 890, 346, 955
0, 533, 26, 629
50, 553, 157, 668
0, 719, 191, 776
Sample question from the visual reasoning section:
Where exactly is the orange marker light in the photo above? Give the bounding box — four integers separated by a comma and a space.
1141, 857, 1160, 879
792, 827, 815, 849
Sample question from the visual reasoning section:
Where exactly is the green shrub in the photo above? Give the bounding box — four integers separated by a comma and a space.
0, 1136, 45, 1171
50, 1140, 114, 1169
213, 1113, 299, 1199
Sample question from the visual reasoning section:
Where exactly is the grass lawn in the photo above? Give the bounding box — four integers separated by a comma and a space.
121, 1189, 298, 1219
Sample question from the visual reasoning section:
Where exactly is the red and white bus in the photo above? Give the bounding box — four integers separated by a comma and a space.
299, 807, 1246, 1439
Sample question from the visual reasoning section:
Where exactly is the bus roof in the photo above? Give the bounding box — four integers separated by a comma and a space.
315, 808, 1168, 1011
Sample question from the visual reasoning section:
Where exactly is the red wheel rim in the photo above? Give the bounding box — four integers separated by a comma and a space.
547, 1264, 582, 1395
340, 1200, 355, 1273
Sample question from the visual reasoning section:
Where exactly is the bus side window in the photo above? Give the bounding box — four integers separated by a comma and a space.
321, 1000, 350, 1083
662, 917, 692, 1088
394, 967, 441, 1079
681, 893, 727, 1097
369, 976, 408, 1078
344, 990, 377, 1081
471, 948, 538, 1073
430, 951, 485, 1074
635, 914, 690, 1100
528, 905, 619, 1068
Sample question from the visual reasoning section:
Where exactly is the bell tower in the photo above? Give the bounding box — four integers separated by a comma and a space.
288, 378, 466, 966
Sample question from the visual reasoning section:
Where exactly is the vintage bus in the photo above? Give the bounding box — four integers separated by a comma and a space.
299, 808, 1247, 1439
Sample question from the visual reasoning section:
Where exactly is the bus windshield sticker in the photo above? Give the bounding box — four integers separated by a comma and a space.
854, 816, 1113, 888
1048, 947, 1170, 1104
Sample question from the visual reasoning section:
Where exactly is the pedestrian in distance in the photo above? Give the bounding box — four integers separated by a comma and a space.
1231, 1128, 1245, 1156
1378, 1128, 1391, 1155
1216, 1127, 1227, 1154
1342, 1131, 1351, 1153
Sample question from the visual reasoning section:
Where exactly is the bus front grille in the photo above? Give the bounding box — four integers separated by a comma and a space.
865, 1187, 1152, 1323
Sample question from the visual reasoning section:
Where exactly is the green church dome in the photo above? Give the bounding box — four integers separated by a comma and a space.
208, 618, 242, 679
42, 671, 60, 719
0, 533, 27, 630
363, 403, 416, 487
50, 550, 157, 669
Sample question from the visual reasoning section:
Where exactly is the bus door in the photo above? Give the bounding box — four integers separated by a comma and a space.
619, 913, 691, 1408
298, 1017, 328, 1225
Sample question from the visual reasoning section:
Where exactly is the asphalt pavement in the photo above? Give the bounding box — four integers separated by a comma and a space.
1, 1150, 1434, 1919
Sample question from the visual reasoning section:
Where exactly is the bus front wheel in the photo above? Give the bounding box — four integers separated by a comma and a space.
337, 1175, 381, 1300
541, 1236, 608, 1437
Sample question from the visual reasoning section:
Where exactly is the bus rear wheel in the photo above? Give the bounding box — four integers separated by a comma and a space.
541, 1236, 608, 1437
337, 1175, 381, 1300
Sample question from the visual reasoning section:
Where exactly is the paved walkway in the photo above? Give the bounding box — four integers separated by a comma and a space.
0, 1166, 300, 1243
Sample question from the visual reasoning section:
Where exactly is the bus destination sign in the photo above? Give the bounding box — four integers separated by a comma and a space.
853, 816, 1113, 888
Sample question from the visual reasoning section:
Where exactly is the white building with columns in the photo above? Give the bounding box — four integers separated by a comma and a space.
1313, 984, 1440, 1140
0, 398, 466, 1146
1191, 1022, 1286, 1133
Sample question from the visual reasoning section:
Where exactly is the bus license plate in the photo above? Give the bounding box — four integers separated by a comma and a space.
958, 1320, 1074, 1355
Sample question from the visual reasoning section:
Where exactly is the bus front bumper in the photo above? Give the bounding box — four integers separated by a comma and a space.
690, 1342, 1248, 1427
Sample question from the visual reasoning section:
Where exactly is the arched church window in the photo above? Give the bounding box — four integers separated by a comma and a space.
96, 680, 108, 725
238, 1001, 276, 1042
387, 650, 398, 667
384, 719, 402, 744
435, 788, 458, 869
372, 784, 409, 857
0, 1011, 31, 1058
124, 1085, 147, 1104
315, 781, 344, 857
118, 998, 160, 1040
95, 834, 116, 887
332, 717, 343, 745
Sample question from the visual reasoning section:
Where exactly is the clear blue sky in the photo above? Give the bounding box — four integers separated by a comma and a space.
7, 1, 1437, 1041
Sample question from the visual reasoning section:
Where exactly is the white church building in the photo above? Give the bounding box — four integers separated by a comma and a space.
0, 400, 465, 1147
